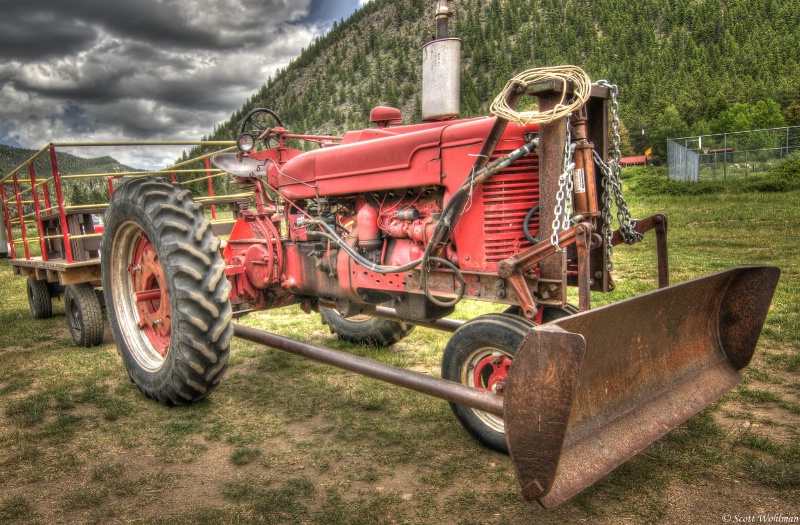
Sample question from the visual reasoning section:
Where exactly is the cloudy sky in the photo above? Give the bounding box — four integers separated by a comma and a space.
0, 0, 368, 169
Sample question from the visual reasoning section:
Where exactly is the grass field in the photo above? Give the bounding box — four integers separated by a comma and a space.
0, 181, 798, 524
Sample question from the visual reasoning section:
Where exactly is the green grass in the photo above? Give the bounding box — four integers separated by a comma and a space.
0, 173, 798, 522
0, 496, 31, 522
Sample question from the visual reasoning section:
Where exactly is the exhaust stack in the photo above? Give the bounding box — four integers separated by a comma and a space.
422, 0, 461, 121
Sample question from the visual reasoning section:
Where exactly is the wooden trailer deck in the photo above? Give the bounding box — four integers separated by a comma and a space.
10, 256, 101, 285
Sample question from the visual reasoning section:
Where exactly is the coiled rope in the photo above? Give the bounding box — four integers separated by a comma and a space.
490, 65, 592, 125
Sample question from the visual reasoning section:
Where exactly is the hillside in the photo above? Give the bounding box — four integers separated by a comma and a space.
189, 0, 799, 160
0, 145, 137, 205
0, 145, 136, 179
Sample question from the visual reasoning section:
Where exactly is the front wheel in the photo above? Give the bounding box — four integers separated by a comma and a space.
320, 307, 414, 347
441, 313, 535, 453
101, 177, 232, 405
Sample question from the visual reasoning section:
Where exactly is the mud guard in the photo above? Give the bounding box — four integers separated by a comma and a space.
503, 266, 780, 507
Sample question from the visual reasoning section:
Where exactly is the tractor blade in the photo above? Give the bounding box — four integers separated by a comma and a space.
503, 266, 780, 508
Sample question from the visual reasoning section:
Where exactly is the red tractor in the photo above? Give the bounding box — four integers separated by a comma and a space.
99, 3, 779, 507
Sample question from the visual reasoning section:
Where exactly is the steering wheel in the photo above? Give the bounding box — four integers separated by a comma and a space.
239, 108, 284, 148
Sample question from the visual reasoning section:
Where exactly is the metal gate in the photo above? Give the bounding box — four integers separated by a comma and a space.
668, 139, 699, 182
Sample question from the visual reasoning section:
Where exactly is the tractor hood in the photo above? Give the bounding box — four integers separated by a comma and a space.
274, 117, 498, 200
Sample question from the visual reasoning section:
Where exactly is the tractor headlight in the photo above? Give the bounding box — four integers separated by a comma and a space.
237, 133, 256, 153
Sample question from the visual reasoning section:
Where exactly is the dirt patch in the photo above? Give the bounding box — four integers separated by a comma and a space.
717, 401, 800, 447
661, 477, 798, 524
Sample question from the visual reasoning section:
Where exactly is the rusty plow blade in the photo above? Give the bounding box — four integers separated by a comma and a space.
503, 266, 780, 508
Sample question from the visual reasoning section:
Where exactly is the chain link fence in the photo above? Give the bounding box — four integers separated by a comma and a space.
668, 126, 800, 182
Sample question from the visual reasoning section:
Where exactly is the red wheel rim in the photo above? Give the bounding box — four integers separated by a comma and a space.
130, 233, 170, 357
472, 354, 512, 392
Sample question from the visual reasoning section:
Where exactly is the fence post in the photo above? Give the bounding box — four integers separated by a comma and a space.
723, 134, 727, 180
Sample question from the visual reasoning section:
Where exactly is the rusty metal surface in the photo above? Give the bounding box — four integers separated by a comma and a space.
536, 93, 568, 298
232, 323, 504, 416
575, 224, 592, 311
502, 266, 779, 507
610, 213, 669, 287
504, 325, 586, 501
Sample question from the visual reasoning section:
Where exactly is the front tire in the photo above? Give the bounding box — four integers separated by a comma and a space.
441, 313, 535, 453
320, 307, 414, 347
101, 177, 232, 405
65, 283, 104, 347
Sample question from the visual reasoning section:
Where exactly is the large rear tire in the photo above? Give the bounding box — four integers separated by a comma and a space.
101, 177, 232, 405
320, 307, 414, 347
441, 313, 535, 453
65, 283, 104, 347
27, 277, 53, 319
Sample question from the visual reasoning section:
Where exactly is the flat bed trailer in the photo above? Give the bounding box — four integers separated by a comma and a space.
1, 141, 239, 346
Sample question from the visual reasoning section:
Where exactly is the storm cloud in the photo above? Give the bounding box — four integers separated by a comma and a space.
0, 0, 365, 168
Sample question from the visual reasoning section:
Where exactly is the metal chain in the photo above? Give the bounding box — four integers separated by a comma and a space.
551, 119, 575, 250
594, 80, 643, 270
594, 150, 617, 271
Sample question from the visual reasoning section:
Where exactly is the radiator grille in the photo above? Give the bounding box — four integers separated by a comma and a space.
482, 150, 540, 263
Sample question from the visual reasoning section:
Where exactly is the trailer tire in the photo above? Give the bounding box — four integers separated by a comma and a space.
102, 177, 232, 405
27, 277, 53, 319
441, 313, 535, 453
65, 283, 104, 347
320, 307, 414, 347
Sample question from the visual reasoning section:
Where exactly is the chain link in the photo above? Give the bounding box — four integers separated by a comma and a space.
594, 150, 617, 271
551, 119, 575, 250
594, 80, 643, 271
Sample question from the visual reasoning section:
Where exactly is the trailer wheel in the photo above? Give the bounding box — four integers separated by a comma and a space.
27, 277, 53, 319
102, 177, 232, 405
442, 313, 535, 453
320, 307, 415, 347
65, 283, 104, 347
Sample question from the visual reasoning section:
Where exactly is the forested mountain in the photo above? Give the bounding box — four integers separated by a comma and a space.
0, 145, 134, 178
0, 144, 135, 205
188, 0, 800, 162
